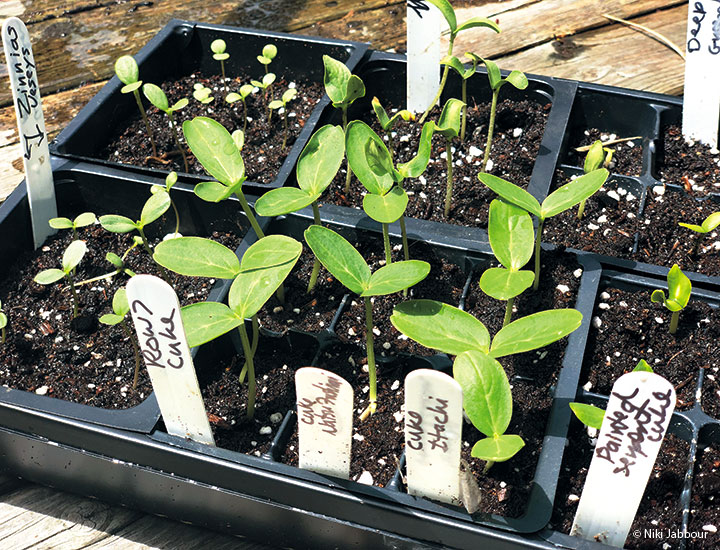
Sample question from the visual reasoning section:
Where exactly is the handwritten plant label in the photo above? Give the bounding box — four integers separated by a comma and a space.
407, 0, 442, 112
295, 367, 353, 479
682, 1, 720, 148
405, 369, 463, 504
126, 275, 214, 446
570, 371, 676, 547
1, 17, 57, 248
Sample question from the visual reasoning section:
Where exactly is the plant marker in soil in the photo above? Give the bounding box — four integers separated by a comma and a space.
127, 274, 215, 446
404, 369, 463, 505
570, 371, 676, 547
2, 17, 57, 248
682, 1, 720, 148
295, 367, 353, 479
406, 0, 442, 113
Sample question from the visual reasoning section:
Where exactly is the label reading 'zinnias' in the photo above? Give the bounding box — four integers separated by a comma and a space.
406, 1, 442, 112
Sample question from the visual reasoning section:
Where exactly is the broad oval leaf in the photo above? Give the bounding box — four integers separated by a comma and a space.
490, 309, 582, 358
210, 39, 226, 54
183, 117, 246, 186
471, 434, 524, 463
48, 217, 73, 230
171, 98, 189, 111
62, 240, 87, 273
435, 98, 465, 138
322, 55, 350, 104
142, 83, 168, 111
154, 237, 240, 278
455, 16, 501, 35
255, 187, 314, 217
213, 52, 229, 61
112, 288, 130, 316
34, 268, 65, 285
140, 191, 171, 226
702, 212, 720, 232
296, 124, 345, 196
505, 70, 528, 90
390, 299, 490, 355
363, 260, 430, 297
362, 186, 408, 224
106, 252, 124, 269
194, 181, 237, 202
268, 100, 283, 110
99, 214, 137, 233
569, 403, 604, 430
180, 302, 243, 348
346, 121, 395, 195
121, 82, 142, 94
262, 44, 277, 59
304, 225, 370, 295
240, 234, 302, 272
345, 74, 366, 104
397, 122, 435, 179
262, 73, 276, 87
541, 169, 609, 219
478, 173, 541, 217
426, 0, 457, 32
0, 312, 6, 329
99, 313, 124, 326
478, 268, 534, 301
454, 350, 512, 436
225, 92, 241, 103
114, 55, 139, 85
667, 264, 691, 309
678, 222, 705, 233
488, 199, 534, 270
74, 212, 97, 228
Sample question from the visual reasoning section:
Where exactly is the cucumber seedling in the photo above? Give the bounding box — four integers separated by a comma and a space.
434, 98, 465, 218
650, 264, 691, 335
211, 39, 230, 94
225, 84, 254, 134
48, 212, 96, 240
142, 83, 190, 172
150, 171, 180, 237
114, 55, 157, 157
34, 240, 87, 319
257, 44, 277, 75
371, 97, 414, 157
577, 139, 613, 220
679, 211, 720, 256
99, 288, 142, 390
440, 52, 480, 142
251, 73, 276, 116
268, 88, 298, 149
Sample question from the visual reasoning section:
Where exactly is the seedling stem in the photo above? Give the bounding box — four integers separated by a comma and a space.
360, 296, 377, 420
307, 202, 323, 292
238, 322, 256, 419
533, 219, 543, 290
382, 223, 392, 265
482, 90, 498, 172
444, 137, 454, 217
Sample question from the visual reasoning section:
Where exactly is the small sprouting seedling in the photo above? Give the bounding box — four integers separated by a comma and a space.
76, 239, 139, 288
142, 83, 190, 172
480, 200, 535, 326
304, 225, 430, 419
99, 288, 142, 390
650, 264, 691, 335
257, 44, 277, 74
391, 299, 582, 469
679, 211, 720, 256
34, 240, 87, 319
150, 171, 180, 237
251, 73, 276, 114
577, 139, 613, 219
154, 235, 302, 419
114, 55, 157, 157
418, 0, 500, 123
211, 39, 230, 93
570, 360, 654, 429
479, 58, 528, 172
323, 55, 366, 193
440, 52, 480, 141
268, 88, 298, 149
255, 125, 345, 292
345, 119, 434, 265
371, 97, 414, 156
192, 83, 214, 104
0, 300, 7, 345
434, 98, 465, 218
479, 169, 609, 290
225, 84, 254, 134
48, 212, 96, 240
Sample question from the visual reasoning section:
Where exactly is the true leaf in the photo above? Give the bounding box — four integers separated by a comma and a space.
180, 302, 243, 348
490, 309, 583, 358
183, 117, 245, 186
296, 124, 345, 196
363, 260, 430, 296
478, 173, 541, 217
153, 237, 241, 278
142, 83, 168, 112
471, 434, 524, 463
140, 191, 171, 226
478, 268, 534, 301
362, 186, 408, 224
304, 225, 370, 295
541, 169, 609, 218
488, 199, 534, 270
569, 403, 605, 430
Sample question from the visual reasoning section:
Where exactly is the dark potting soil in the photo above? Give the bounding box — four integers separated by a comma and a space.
636, 186, 720, 276
550, 420, 689, 550
701, 369, 720, 419
580, 286, 720, 410
334, 240, 467, 356
687, 444, 720, 549
656, 125, 720, 196
103, 73, 324, 183
0, 223, 241, 409
201, 334, 317, 456
322, 98, 550, 229
565, 129, 643, 177
543, 171, 640, 259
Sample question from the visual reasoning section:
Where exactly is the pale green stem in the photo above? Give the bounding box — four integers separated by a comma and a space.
238, 323, 256, 419
419, 37, 455, 124
240, 315, 259, 383
382, 223, 392, 265
235, 191, 266, 240
399, 215, 410, 297
577, 199, 587, 220
444, 137, 454, 218
67, 273, 79, 319
307, 202, 322, 293
482, 89, 499, 172
533, 219, 544, 291
670, 311, 680, 335
138, 226, 171, 284
483, 460, 495, 474
133, 89, 157, 157
282, 110, 289, 150
221, 60, 228, 95
171, 199, 180, 236
503, 297, 514, 327
460, 80, 467, 142
359, 296, 377, 420
168, 111, 189, 173
343, 107, 352, 194
242, 99, 248, 134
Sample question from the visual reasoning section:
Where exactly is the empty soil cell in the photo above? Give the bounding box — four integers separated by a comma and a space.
580, 286, 720, 410
550, 420, 689, 550
636, 186, 720, 276
323, 98, 550, 229
655, 125, 720, 197
565, 129, 643, 177
701, 371, 720, 419
687, 444, 720, 549
103, 72, 324, 183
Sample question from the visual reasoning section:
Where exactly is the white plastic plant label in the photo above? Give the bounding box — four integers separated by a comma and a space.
407, 1, 442, 112
126, 274, 215, 446
404, 369, 463, 504
570, 371, 676, 547
682, 1, 720, 148
295, 367, 353, 479
2, 17, 57, 248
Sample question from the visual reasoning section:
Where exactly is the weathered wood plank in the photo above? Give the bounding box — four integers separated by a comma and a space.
497, 5, 687, 95
0, 476, 25, 496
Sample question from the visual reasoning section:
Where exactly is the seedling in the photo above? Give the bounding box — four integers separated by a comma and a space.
304, 225, 430, 419
434, 98, 465, 218
76, 238, 139, 288
345, 119, 434, 264
255, 125, 345, 292
192, 83, 214, 104
268, 88, 298, 149
149, 171, 180, 237
251, 73, 276, 115
0, 300, 7, 345
34, 240, 87, 319
418, 0, 500, 123
257, 44, 277, 74
651, 264, 691, 335
232, 130, 244, 152
114, 55, 157, 157
371, 97, 414, 156
154, 234, 302, 418
322, 55, 366, 193
211, 39, 230, 93
440, 52, 480, 141
478, 169, 609, 289
479, 58, 528, 172
679, 211, 720, 255
577, 139, 613, 219
226, 84, 254, 134
391, 299, 582, 469
480, 200, 535, 326
48, 212, 96, 239
142, 83, 190, 172
99, 288, 142, 390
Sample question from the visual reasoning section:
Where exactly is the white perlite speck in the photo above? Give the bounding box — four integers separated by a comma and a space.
36, 386, 49, 395
269, 412, 283, 424
568, 494, 580, 503
592, 317, 602, 329
653, 185, 665, 196
513, 127, 523, 138
468, 146, 482, 157
655, 317, 664, 324
600, 291, 610, 300
556, 284, 570, 293
259, 426, 272, 435
356, 471, 374, 485
391, 380, 400, 391
573, 268, 583, 278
